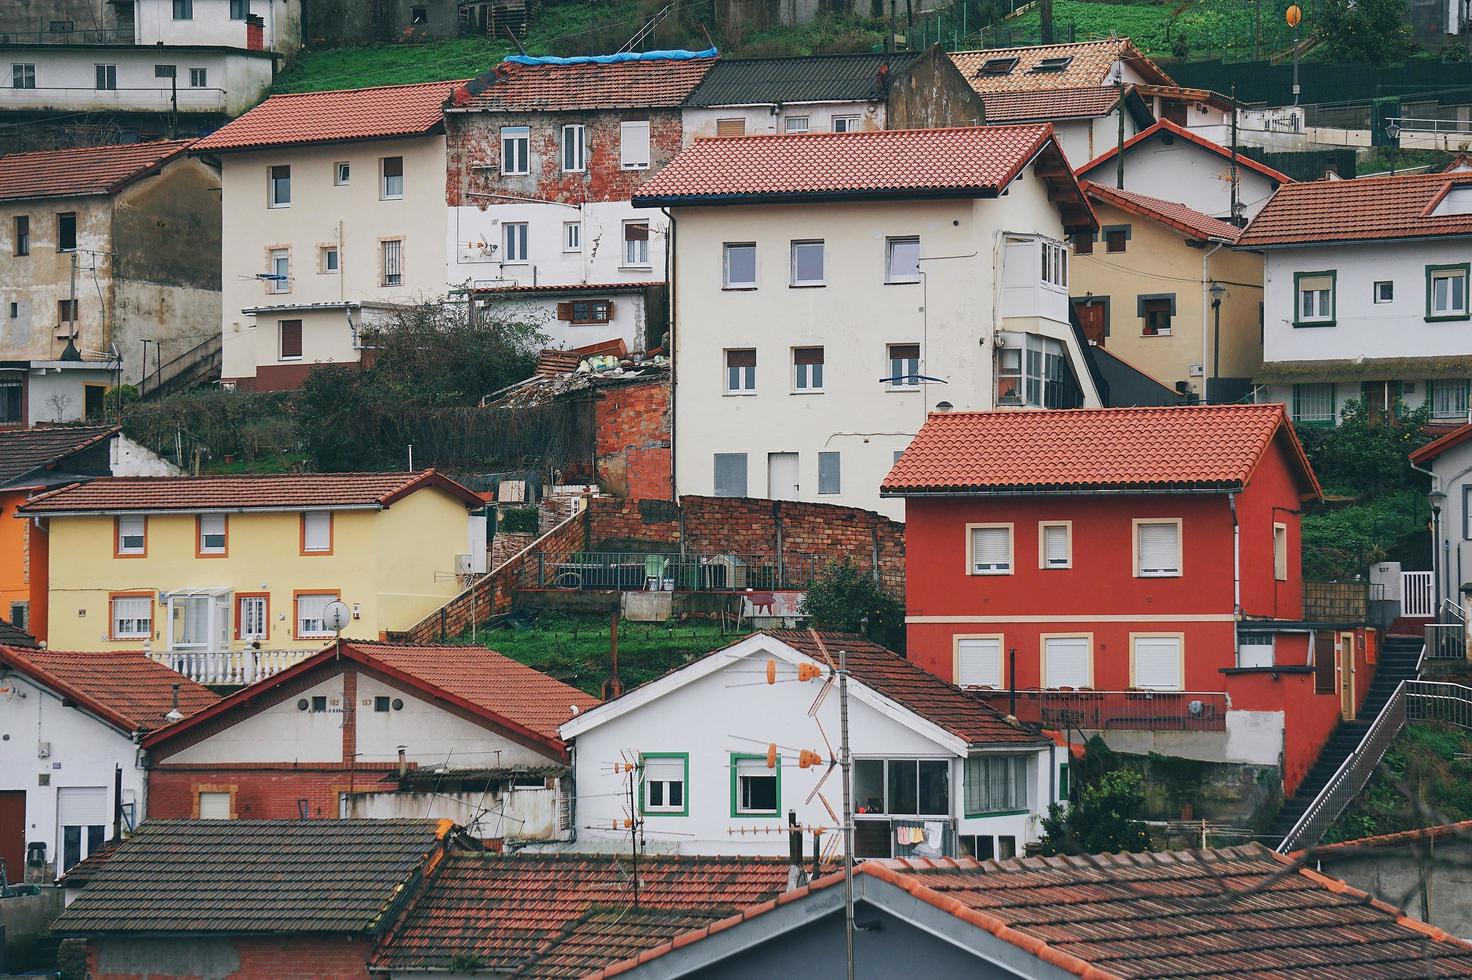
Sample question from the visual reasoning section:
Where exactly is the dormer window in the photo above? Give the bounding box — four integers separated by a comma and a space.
1030, 56, 1074, 73
977, 57, 1018, 76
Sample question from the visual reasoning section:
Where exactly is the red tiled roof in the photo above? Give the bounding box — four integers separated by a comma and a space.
982, 86, 1121, 122
0, 140, 194, 202
951, 38, 1174, 94
1308, 820, 1472, 855
0, 423, 118, 485
883, 404, 1321, 497
473, 281, 663, 294
191, 81, 460, 153
371, 852, 799, 972
18, 469, 483, 514
0, 646, 218, 733
1238, 170, 1472, 247
449, 57, 715, 111
1075, 119, 1291, 185
1082, 180, 1241, 242
767, 631, 1046, 745
608, 845, 1472, 978
1410, 421, 1472, 464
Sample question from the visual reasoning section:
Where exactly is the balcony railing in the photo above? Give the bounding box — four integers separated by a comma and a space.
150, 647, 314, 687
973, 690, 1230, 732
530, 551, 824, 592
0, 86, 228, 111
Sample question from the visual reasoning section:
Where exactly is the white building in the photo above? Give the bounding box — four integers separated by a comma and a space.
635, 125, 1102, 519
131, 0, 302, 55
561, 631, 1060, 860
1238, 170, 1472, 426
0, 646, 217, 882
1408, 425, 1472, 624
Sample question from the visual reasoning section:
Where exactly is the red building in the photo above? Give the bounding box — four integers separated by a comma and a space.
885, 404, 1372, 796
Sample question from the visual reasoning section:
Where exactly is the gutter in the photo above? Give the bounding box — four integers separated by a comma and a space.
634, 187, 1000, 209
882, 484, 1244, 499
19, 503, 386, 518
663, 207, 679, 499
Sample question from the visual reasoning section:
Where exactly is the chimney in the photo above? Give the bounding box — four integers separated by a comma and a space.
165, 683, 183, 723
787, 810, 803, 867
245, 13, 264, 51
397, 745, 408, 779
601, 604, 624, 701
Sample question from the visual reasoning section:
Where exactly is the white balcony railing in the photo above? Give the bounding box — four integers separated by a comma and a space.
0, 86, 228, 112
149, 647, 314, 686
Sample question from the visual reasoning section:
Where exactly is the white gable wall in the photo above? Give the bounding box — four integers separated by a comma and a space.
1081, 136, 1278, 220
355, 673, 558, 768
162, 675, 343, 764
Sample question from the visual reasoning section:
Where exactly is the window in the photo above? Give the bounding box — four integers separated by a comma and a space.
1433, 380, 1469, 421
790, 240, 824, 286
731, 755, 778, 815
1238, 631, 1275, 669
320, 245, 338, 273
410, 4, 427, 22
885, 236, 920, 283
1072, 231, 1093, 255
792, 346, 823, 392
197, 514, 227, 556
1273, 522, 1288, 581
818, 451, 840, 495
381, 156, 404, 199
502, 223, 527, 263
1291, 382, 1334, 425
278, 319, 303, 360
1427, 264, 1470, 320
558, 299, 612, 325
996, 346, 1022, 404
334, 162, 350, 186
1140, 294, 1174, 336
1043, 635, 1091, 688
500, 126, 529, 174
723, 243, 756, 288
1103, 225, 1129, 253
189, 67, 207, 87
964, 755, 1028, 815
198, 791, 231, 819
173, 0, 193, 18
0, 379, 18, 424
110, 594, 152, 638
1040, 521, 1071, 569
230, 0, 248, 17
57, 299, 77, 323
553, 123, 585, 173
563, 221, 581, 252
640, 754, 687, 814
716, 117, 746, 138
1132, 635, 1183, 690
832, 115, 861, 132
1374, 280, 1393, 303
380, 238, 403, 286
1031, 55, 1073, 72
57, 212, 76, 252
1295, 271, 1335, 325
12, 64, 36, 89
887, 343, 919, 389
155, 64, 176, 79
311, 695, 328, 712
301, 510, 332, 553
238, 594, 268, 641
968, 524, 1012, 575
268, 165, 291, 207
295, 593, 338, 638
623, 221, 650, 266
999, 334, 1069, 408
375, 696, 391, 711
784, 116, 809, 133
268, 248, 289, 292
1041, 239, 1068, 288
725, 348, 756, 393
116, 516, 146, 556
977, 56, 1019, 75
955, 636, 1002, 688
853, 759, 948, 816
94, 64, 117, 90
8, 601, 27, 633
713, 453, 747, 497
1134, 519, 1181, 577
57, 786, 106, 872
620, 120, 651, 170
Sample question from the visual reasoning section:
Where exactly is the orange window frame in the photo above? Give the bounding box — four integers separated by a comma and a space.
108, 590, 155, 641
114, 515, 148, 558
292, 588, 341, 641
299, 511, 334, 556
234, 591, 270, 642
195, 513, 229, 558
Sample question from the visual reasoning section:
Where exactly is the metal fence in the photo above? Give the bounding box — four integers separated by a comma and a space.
1303, 581, 1369, 622
973, 690, 1229, 733
1425, 623, 1466, 661
531, 551, 824, 592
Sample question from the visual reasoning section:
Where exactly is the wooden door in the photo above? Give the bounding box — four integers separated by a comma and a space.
1073, 299, 1108, 345
1362, 381, 1403, 426
1339, 632, 1357, 720
0, 790, 24, 883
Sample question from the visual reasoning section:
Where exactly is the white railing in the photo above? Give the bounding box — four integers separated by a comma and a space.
149, 647, 313, 686
1402, 571, 1434, 617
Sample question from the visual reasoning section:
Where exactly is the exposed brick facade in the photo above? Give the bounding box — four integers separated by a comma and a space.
593, 377, 671, 500
86, 935, 374, 980
148, 763, 401, 820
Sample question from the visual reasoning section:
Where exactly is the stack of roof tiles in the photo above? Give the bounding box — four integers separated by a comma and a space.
451, 56, 715, 111
0, 646, 217, 733
191, 81, 460, 152
0, 141, 194, 202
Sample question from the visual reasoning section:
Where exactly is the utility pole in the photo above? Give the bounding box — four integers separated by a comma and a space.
839, 645, 855, 980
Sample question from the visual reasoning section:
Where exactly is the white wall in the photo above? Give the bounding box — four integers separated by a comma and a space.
682, 102, 886, 145
479, 290, 647, 352
356, 673, 556, 769
133, 0, 302, 53
164, 675, 343, 764
1079, 136, 1279, 221
24, 364, 115, 426
344, 781, 565, 840
110, 433, 184, 477
0, 47, 272, 115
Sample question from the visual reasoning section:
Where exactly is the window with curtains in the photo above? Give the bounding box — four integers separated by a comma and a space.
1043, 635, 1091, 688
784, 116, 809, 133
111, 595, 151, 639
1295, 272, 1334, 324
1428, 265, 1470, 320
502, 223, 527, 264
964, 755, 1029, 816
380, 239, 403, 285
1432, 380, 1469, 420
295, 593, 336, 637
956, 637, 1002, 688
969, 525, 1012, 574
1131, 635, 1183, 690
302, 511, 331, 552
725, 349, 755, 393
381, 156, 403, 199
1040, 522, 1070, 568
640, 754, 687, 814
624, 222, 650, 266
792, 347, 823, 391
1135, 520, 1181, 577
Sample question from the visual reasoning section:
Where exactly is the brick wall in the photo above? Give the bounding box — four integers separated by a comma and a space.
593, 378, 671, 500
148, 763, 403, 821
86, 935, 374, 980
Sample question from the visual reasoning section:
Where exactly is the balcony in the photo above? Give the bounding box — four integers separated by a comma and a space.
527, 551, 824, 592
973, 690, 1230, 732
149, 647, 315, 687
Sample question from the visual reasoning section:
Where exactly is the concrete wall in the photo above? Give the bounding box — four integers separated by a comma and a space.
886, 45, 986, 131
133, 0, 302, 53
343, 779, 564, 840
0, 0, 125, 33
0, 192, 111, 363
1316, 835, 1472, 938
0, 46, 274, 115
682, 101, 883, 145
1079, 133, 1280, 222
479, 288, 646, 352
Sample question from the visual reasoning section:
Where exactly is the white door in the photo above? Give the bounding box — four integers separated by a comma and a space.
768, 453, 800, 500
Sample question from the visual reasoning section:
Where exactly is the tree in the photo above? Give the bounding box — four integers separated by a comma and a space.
1315, 0, 1415, 66
799, 557, 905, 649
1030, 770, 1152, 856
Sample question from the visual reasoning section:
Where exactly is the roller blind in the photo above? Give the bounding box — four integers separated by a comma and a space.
1133, 636, 1182, 690
620, 121, 650, 169
643, 757, 684, 783
956, 638, 1002, 688
1044, 637, 1090, 688
1043, 524, 1069, 567
971, 527, 1011, 573
198, 791, 231, 819
57, 786, 107, 826
1137, 522, 1179, 575
303, 511, 331, 551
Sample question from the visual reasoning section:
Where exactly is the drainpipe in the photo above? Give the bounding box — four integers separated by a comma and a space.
1200, 243, 1225, 402
662, 207, 677, 497
1229, 490, 1242, 633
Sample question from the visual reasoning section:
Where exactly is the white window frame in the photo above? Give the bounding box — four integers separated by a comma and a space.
1433, 379, 1469, 421
792, 346, 824, 393
1042, 634, 1093, 689
817, 451, 841, 495
1430, 266, 1469, 319
334, 161, 350, 186
380, 156, 404, 200
502, 222, 528, 264
724, 348, 756, 394
238, 594, 268, 641
561, 124, 586, 173
723, 243, 757, 289
620, 120, 651, 170
500, 126, 530, 175
319, 245, 339, 274
295, 593, 337, 639
1133, 518, 1182, 578
563, 221, 582, 252
885, 236, 920, 284
268, 165, 290, 208
267, 248, 289, 293
832, 115, 861, 132
790, 240, 824, 287
1373, 280, 1393, 304
966, 523, 1013, 576
116, 515, 146, 555
784, 115, 809, 133
1040, 239, 1068, 290
1296, 273, 1334, 324
198, 513, 227, 555
110, 595, 152, 639
887, 343, 920, 390
733, 755, 778, 815
94, 63, 117, 90
1039, 520, 1072, 569
380, 238, 403, 286
12, 64, 37, 89
188, 67, 207, 88
954, 635, 1004, 688
641, 754, 687, 814
302, 510, 332, 552
1130, 633, 1184, 691
623, 221, 650, 267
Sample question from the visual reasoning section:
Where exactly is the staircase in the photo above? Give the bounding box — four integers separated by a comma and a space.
138, 334, 222, 400
1266, 634, 1423, 843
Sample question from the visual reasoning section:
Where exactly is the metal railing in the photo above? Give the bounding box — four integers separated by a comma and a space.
532, 551, 824, 592
1387, 116, 1472, 137
1407, 681, 1472, 731
1402, 571, 1435, 617
150, 647, 314, 686
973, 690, 1229, 733
1303, 580, 1369, 622
0, 28, 135, 44
1425, 623, 1467, 661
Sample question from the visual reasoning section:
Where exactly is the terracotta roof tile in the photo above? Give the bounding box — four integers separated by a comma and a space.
883, 404, 1321, 496
1238, 170, 1472, 246
635, 125, 1055, 202
18, 469, 483, 514
1082, 180, 1241, 242
0, 424, 117, 486
1307, 819, 1472, 855
371, 852, 798, 972
0, 140, 193, 202
450, 57, 714, 111
191, 81, 460, 153
951, 38, 1173, 94
982, 86, 1122, 122
1076, 119, 1291, 185
0, 646, 217, 733
684, 52, 923, 106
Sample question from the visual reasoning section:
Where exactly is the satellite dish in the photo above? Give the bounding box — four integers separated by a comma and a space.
323, 601, 351, 634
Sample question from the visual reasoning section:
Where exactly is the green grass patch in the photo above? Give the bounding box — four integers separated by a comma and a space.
203, 450, 311, 475
1323, 721, 1472, 844
272, 36, 512, 93
1002, 0, 1299, 59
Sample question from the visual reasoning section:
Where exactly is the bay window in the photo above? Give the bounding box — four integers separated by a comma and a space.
963, 755, 1029, 816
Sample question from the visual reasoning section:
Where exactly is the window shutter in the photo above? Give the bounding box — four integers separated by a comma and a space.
280, 320, 303, 359
643, 757, 683, 783
303, 511, 331, 551
726, 349, 756, 369
624, 223, 649, 241
1133, 636, 1181, 690
1137, 523, 1179, 575
57, 786, 107, 826
602, 300, 615, 319
620, 121, 650, 169
1314, 632, 1336, 693
794, 347, 823, 365
716, 118, 746, 137
971, 527, 1010, 572
1043, 525, 1068, 566
1044, 637, 1090, 688
956, 638, 1002, 687
890, 343, 920, 360
556, 302, 573, 321
198, 791, 232, 819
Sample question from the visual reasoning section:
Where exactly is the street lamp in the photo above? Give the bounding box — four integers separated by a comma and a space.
1209, 282, 1226, 404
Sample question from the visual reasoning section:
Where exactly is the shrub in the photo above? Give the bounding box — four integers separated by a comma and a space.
799, 556, 905, 649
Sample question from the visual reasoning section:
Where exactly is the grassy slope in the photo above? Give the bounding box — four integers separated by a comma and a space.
1002, 0, 1297, 59
1323, 721, 1472, 844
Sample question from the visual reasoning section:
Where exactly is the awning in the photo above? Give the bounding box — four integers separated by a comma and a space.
1256, 355, 1472, 385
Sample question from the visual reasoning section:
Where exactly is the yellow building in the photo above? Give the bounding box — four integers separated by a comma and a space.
18, 471, 486, 657
1070, 181, 1265, 403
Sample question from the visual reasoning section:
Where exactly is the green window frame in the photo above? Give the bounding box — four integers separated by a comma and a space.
638, 752, 689, 817
1058, 762, 1070, 801
1291, 382, 1336, 426
1293, 270, 1336, 327
729, 753, 781, 818
1426, 263, 1471, 322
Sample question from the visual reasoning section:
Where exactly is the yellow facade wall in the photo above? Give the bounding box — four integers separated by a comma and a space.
42, 487, 471, 652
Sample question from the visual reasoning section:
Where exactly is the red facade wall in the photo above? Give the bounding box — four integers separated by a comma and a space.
88, 935, 373, 980
594, 379, 671, 500
147, 763, 404, 820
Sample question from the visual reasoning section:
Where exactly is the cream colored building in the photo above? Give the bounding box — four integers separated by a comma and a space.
193, 81, 458, 390
1072, 181, 1263, 403
635, 127, 1102, 519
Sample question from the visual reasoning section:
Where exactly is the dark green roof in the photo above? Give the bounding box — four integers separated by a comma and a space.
683, 52, 923, 107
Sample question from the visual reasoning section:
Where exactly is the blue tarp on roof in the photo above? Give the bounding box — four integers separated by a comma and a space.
503, 47, 718, 67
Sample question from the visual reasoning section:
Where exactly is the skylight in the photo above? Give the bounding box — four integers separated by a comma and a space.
978, 57, 1019, 76
1030, 56, 1074, 73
